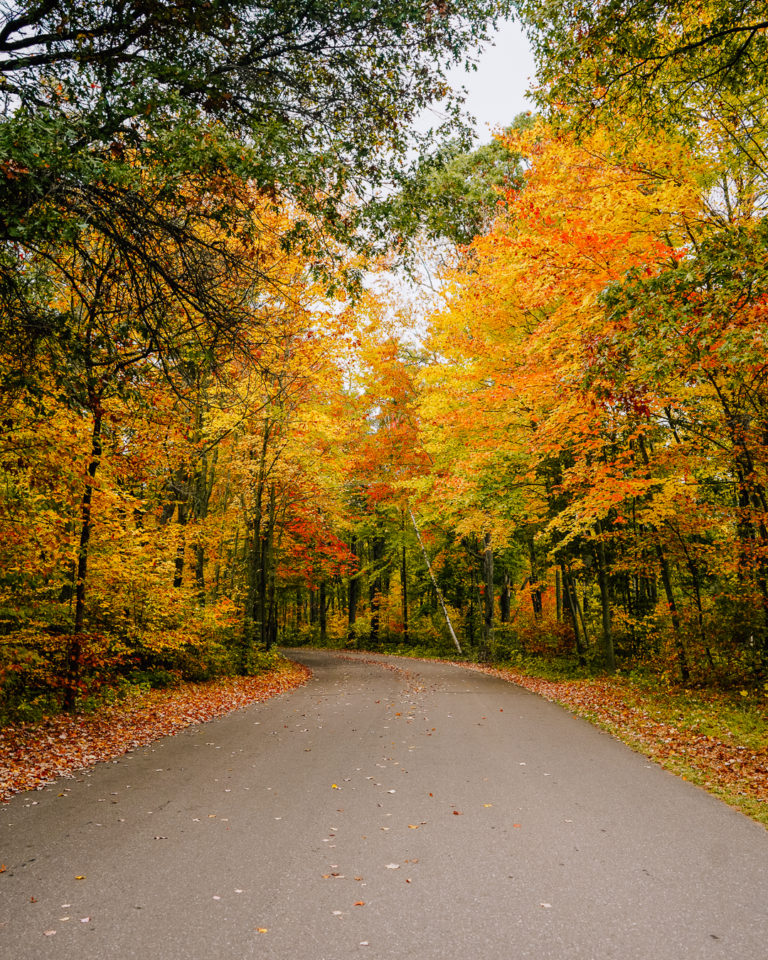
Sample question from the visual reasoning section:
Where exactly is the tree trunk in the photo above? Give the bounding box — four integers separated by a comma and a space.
246, 426, 270, 648
481, 532, 493, 660
594, 522, 616, 672
319, 580, 327, 643
348, 535, 360, 644
401, 512, 409, 644
500, 571, 511, 623
409, 508, 462, 654
369, 534, 385, 645
637, 435, 689, 681
67, 405, 103, 710
655, 541, 689, 683
265, 485, 278, 648
562, 564, 586, 666
173, 501, 187, 588
528, 538, 542, 619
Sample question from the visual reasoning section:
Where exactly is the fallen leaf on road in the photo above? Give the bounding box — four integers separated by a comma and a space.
255, 927, 268, 933
43, 930, 56, 936
74, 875, 85, 880
354, 901, 365, 906
540, 902, 552, 909
452, 810, 462, 816
385, 863, 400, 869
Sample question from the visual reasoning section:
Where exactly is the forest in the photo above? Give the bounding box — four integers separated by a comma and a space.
2, 0, 768, 725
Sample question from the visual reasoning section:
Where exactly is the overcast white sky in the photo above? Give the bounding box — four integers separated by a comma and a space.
446, 18, 537, 143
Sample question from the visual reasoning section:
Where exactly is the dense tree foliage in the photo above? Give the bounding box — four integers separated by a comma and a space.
3, 1, 768, 723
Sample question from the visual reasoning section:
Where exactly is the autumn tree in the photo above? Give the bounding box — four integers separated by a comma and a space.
415, 121, 710, 672
0, 0, 514, 385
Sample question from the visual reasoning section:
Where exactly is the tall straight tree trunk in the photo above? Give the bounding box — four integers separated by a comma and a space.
594, 522, 616, 672
348, 536, 360, 644
369, 534, 385, 645
67, 405, 103, 710
265, 484, 278, 648
468, 539, 477, 648
173, 501, 187, 588
295, 585, 303, 633
528, 538, 542, 619
258, 482, 277, 648
481, 532, 493, 661
555, 568, 562, 623
562, 564, 586, 666
319, 580, 327, 643
500, 571, 511, 623
401, 511, 409, 644
247, 426, 270, 648
228, 525, 240, 595
577, 581, 589, 642
637, 436, 689, 681
654, 541, 689, 683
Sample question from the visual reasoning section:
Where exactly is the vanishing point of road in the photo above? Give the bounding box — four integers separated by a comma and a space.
1, 649, 766, 959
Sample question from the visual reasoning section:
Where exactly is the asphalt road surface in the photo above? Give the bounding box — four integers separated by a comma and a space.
1, 649, 767, 959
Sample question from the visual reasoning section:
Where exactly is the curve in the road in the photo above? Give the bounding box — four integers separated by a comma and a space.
1, 649, 766, 960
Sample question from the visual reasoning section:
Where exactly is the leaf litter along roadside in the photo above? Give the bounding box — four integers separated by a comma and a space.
0, 659, 310, 802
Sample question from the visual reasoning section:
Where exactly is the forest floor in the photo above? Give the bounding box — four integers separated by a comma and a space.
452, 661, 768, 827
0, 658, 310, 803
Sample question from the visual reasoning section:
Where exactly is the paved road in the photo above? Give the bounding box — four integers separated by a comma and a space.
1, 650, 766, 959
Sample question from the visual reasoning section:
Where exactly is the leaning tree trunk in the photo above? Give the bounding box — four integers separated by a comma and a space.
409, 508, 462, 654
